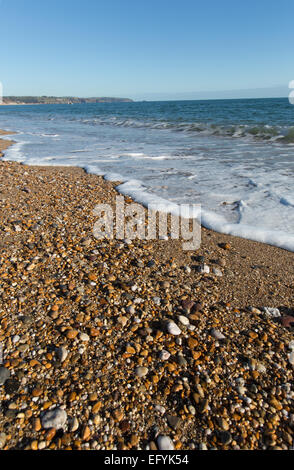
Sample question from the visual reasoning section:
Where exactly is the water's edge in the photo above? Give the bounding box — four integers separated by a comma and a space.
1, 130, 293, 253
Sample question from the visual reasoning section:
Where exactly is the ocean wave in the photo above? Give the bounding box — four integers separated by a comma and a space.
75, 116, 294, 143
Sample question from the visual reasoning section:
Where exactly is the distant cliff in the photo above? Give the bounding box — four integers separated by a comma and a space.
1, 96, 133, 105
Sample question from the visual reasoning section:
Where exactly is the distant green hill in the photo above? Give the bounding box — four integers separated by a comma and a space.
2, 96, 133, 105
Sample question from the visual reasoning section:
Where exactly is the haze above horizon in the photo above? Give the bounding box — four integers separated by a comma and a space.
0, 0, 293, 101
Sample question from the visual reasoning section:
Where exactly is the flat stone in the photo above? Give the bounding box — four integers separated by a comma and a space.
210, 328, 226, 340
0, 367, 10, 386
41, 408, 67, 430
181, 299, 195, 313
167, 415, 181, 430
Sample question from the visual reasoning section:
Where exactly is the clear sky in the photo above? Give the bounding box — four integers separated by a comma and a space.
0, 0, 293, 100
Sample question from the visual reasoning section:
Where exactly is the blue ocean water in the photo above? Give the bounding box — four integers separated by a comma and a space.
0, 98, 294, 250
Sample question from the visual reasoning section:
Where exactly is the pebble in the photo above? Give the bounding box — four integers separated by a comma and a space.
218, 431, 232, 445
41, 408, 67, 430
262, 307, 281, 318
212, 267, 223, 277
210, 328, 226, 340
79, 332, 90, 342
0, 433, 7, 449
117, 316, 128, 327
127, 306, 136, 315
4, 379, 19, 395
152, 297, 161, 305
56, 346, 68, 363
147, 260, 156, 268
0, 367, 10, 386
166, 321, 182, 336
178, 315, 190, 326
181, 299, 195, 313
66, 329, 79, 339
289, 351, 294, 366
249, 307, 262, 314
199, 442, 208, 450
135, 367, 149, 378
167, 415, 181, 430
155, 405, 166, 415
159, 350, 171, 361
281, 316, 294, 328
197, 264, 210, 274
157, 435, 174, 450
256, 362, 267, 373
177, 352, 187, 366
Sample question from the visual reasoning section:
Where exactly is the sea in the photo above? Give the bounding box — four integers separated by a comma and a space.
0, 97, 294, 251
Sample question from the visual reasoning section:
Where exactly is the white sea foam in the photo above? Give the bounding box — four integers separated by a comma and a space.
116, 180, 294, 252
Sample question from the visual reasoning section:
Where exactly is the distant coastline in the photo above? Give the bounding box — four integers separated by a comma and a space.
0, 96, 133, 105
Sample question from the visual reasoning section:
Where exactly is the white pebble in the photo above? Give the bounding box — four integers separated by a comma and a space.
178, 315, 190, 326
166, 321, 182, 336
210, 328, 225, 340
157, 435, 174, 450
79, 333, 90, 342
289, 351, 294, 366
262, 307, 281, 318
197, 264, 210, 274
159, 350, 171, 361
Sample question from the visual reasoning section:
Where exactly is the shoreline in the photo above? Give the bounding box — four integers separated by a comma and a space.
0, 132, 294, 450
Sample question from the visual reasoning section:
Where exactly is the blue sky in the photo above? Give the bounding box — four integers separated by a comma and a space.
0, 0, 293, 100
